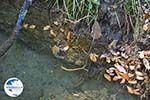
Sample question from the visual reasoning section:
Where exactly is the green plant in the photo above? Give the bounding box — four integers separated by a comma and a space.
56, 0, 100, 23
124, 0, 142, 38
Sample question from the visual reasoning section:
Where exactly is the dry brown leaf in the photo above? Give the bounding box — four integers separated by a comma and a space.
104, 73, 111, 81
23, 23, 28, 29
106, 57, 111, 63
60, 28, 64, 32
67, 32, 72, 41
89, 53, 98, 62
43, 25, 50, 30
126, 86, 141, 95
29, 25, 36, 29
139, 51, 145, 59
128, 80, 137, 84
61, 46, 69, 52
135, 71, 144, 76
143, 23, 149, 31
50, 30, 57, 37
143, 58, 150, 70
112, 75, 122, 81
144, 50, 150, 56
54, 21, 59, 25
128, 73, 134, 77
72, 93, 80, 97
100, 53, 108, 59
129, 65, 135, 70
51, 45, 60, 55
114, 63, 127, 73
121, 73, 129, 81
136, 76, 144, 80
120, 78, 126, 84
121, 52, 128, 59
91, 21, 102, 40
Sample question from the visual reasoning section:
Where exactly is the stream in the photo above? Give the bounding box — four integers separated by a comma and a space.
0, 33, 138, 100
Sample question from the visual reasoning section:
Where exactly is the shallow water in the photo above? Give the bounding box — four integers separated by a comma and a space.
0, 33, 139, 100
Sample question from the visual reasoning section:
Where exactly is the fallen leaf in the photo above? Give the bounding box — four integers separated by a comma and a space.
128, 80, 137, 84
143, 23, 149, 31
144, 50, 150, 56
139, 51, 145, 59
143, 58, 150, 70
51, 45, 60, 55
72, 93, 80, 97
112, 75, 122, 81
136, 76, 144, 80
129, 65, 135, 70
23, 23, 28, 29
114, 63, 127, 73
91, 21, 102, 40
106, 57, 111, 63
135, 71, 144, 76
128, 73, 134, 77
106, 67, 116, 76
120, 78, 126, 83
29, 25, 36, 29
121, 52, 128, 59
104, 73, 111, 81
126, 86, 141, 95
121, 73, 129, 81
89, 53, 98, 62
100, 53, 108, 59
60, 28, 64, 32
66, 32, 73, 41
61, 46, 69, 52
43, 25, 50, 30
50, 30, 57, 37
54, 21, 59, 25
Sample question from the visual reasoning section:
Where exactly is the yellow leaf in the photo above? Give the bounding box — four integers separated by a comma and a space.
104, 73, 111, 81
89, 53, 98, 62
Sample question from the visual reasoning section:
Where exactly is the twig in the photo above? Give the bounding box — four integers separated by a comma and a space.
65, 15, 89, 24
128, 15, 134, 30
115, 11, 121, 29
61, 65, 88, 72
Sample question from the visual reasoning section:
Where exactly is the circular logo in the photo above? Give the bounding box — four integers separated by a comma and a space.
4, 77, 24, 97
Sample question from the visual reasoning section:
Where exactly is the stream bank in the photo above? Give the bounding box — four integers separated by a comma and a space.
0, 33, 138, 100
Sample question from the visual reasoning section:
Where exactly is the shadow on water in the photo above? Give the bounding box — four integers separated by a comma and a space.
0, 33, 139, 100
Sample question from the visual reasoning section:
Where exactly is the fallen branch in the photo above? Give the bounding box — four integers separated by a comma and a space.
0, 0, 32, 57
61, 65, 88, 72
